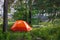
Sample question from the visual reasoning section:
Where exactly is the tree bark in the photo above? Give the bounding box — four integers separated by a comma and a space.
29, 9, 31, 24
3, 0, 8, 32
28, 0, 32, 25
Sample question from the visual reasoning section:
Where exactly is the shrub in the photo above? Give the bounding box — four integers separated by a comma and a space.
0, 22, 60, 40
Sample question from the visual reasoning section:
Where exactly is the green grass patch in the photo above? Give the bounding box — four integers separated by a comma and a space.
0, 20, 60, 40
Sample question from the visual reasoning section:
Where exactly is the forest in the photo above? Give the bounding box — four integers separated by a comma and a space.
0, 0, 60, 40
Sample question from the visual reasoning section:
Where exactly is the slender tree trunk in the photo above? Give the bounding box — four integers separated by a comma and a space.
3, 0, 8, 33
29, 9, 31, 24
28, 0, 32, 25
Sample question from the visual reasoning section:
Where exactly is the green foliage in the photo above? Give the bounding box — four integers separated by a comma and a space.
31, 26, 60, 40
13, 0, 60, 23
13, 5, 26, 20
0, 21, 60, 40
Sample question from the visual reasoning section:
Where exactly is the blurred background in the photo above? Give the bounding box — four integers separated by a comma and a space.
0, 0, 60, 40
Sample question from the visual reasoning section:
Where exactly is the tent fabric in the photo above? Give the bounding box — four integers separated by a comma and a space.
11, 20, 32, 32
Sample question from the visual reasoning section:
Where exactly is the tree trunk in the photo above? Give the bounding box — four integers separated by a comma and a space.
29, 9, 31, 24
28, 0, 32, 25
3, 0, 8, 33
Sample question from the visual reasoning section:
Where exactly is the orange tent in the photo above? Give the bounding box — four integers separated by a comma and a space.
11, 20, 32, 32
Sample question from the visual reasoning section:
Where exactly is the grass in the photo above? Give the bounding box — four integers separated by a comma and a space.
0, 19, 60, 40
